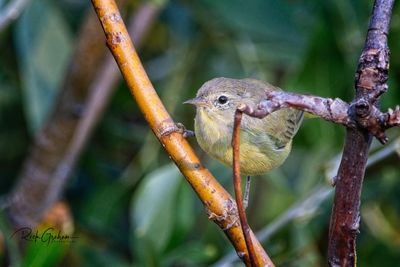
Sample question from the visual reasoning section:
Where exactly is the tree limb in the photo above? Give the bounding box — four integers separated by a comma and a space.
90, 0, 274, 266
6, 7, 108, 227
237, 90, 399, 145
6, 0, 161, 228
232, 0, 396, 266
328, 0, 395, 266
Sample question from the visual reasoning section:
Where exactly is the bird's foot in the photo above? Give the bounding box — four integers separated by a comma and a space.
243, 176, 251, 210
176, 122, 195, 138
160, 122, 195, 138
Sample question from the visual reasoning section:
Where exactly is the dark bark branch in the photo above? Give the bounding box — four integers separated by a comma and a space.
328, 1, 395, 266
328, 128, 371, 267
233, 0, 396, 266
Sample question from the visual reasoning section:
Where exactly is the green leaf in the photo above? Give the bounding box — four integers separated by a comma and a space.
15, 0, 72, 133
175, 183, 195, 237
21, 230, 69, 267
80, 182, 130, 232
71, 239, 131, 267
162, 241, 218, 266
165, 182, 195, 250
131, 164, 182, 256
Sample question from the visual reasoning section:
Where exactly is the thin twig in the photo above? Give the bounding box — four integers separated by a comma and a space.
0, 0, 30, 32
90, 0, 273, 266
232, 109, 259, 267
325, 136, 400, 182
367, 137, 400, 166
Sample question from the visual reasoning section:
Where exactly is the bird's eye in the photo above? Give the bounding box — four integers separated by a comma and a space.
217, 95, 228, 104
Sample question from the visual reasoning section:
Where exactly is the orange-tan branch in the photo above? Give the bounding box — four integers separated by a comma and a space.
91, 0, 274, 266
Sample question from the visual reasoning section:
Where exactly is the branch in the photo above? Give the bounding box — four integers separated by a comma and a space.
231, 0, 396, 266
5, 0, 161, 228
6, 8, 109, 228
90, 0, 274, 266
237, 90, 399, 145
44, 2, 162, 223
216, 134, 399, 266
0, 0, 30, 32
328, 1, 395, 266
213, 185, 332, 267
233, 110, 259, 266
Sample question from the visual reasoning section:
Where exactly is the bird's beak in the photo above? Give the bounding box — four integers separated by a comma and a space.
183, 97, 207, 107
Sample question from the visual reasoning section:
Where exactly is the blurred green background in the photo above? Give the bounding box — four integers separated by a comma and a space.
1, 0, 400, 266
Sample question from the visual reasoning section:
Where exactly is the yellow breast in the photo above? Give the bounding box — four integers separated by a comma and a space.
194, 108, 291, 176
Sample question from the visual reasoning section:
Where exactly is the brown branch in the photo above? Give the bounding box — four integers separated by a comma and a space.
385, 106, 400, 127
5, 0, 161, 228
90, 0, 274, 266
238, 90, 399, 145
328, 0, 395, 266
238, 93, 351, 124
233, 110, 259, 267
44, 2, 162, 221
6, 8, 109, 228
232, 0, 396, 266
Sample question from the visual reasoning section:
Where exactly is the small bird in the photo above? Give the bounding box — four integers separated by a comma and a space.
184, 77, 303, 176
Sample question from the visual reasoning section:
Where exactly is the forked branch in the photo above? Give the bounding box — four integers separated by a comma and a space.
237, 91, 399, 145
329, 0, 395, 266
231, 0, 397, 266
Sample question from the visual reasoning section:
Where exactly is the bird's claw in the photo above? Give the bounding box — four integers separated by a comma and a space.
176, 123, 195, 138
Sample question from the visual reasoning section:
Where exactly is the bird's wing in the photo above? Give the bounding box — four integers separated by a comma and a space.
243, 108, 303, 150
239, 79, 304, 149
272, 108, 304, 149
